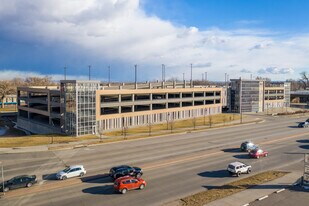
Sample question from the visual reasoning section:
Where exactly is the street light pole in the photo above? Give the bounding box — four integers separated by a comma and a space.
88, 65, 91, 80
134, 64, 138, 84
64, 66, 67, 80
0, 161, 4, 196
108, 65, 111, 84
239, 78, 243, 124
190, 63, 193, 88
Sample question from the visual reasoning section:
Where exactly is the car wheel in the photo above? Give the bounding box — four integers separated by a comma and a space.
237, 172, 241, 177
139, 184, 145, 190
26, 182, 33, 188
247, 169, 251, 174
121, 188, 127, 194
3, 187, 9, 192
136, 173, 142, 178
80, 172, 85, 177
62, 176, 67, 180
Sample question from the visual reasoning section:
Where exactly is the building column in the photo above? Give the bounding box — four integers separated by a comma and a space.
48, 92, 52, 125
150, 94, 153, 110
166, 92, 168, 108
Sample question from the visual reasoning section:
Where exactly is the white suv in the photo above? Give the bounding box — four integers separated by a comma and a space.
227, 162, 251, 177
56, 165, 86, 180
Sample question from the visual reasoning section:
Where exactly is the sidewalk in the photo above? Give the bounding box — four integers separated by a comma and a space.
205, 171, 302, 206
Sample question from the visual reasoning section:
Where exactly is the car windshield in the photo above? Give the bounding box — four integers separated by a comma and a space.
228, 165, 235, 169
63, 167, 71, 173
7, 178, 15, 183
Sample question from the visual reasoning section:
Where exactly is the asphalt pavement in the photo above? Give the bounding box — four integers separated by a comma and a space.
0, 114, 308, 206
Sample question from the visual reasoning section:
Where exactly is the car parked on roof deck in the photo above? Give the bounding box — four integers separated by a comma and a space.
0, 175, 37, 192
109, 165, 143, 180
114, 176, 146, 194
249, 148, 268, 159
227, 162, 251, 177
240, 141, 258, 152
56, 165, 86, 180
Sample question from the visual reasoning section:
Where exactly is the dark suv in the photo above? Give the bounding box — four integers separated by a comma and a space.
109, 165, 143, 180
240, 141, 257, 152
0, 175, 37, 192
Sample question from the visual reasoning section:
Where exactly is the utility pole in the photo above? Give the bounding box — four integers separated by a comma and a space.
88, 65, 91, 80
108, 65, 111, 84
64, 66, 67, 80
183, 73, 185, 82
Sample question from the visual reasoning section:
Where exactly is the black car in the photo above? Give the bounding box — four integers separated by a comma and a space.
298, 122, 309, 128
109, 165, 143, 179
0, 175, 37, 192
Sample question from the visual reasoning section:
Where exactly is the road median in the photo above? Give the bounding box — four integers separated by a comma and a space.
179, 171, 288, 206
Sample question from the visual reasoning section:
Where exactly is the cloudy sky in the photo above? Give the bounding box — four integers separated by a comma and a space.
0, 0, 309, 82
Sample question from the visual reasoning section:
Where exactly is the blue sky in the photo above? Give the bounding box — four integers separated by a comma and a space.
143, 0, 309, 33
0, 0, 308, 82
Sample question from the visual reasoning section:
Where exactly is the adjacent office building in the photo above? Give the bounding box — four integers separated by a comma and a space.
17, 81, 225, 136
229, 78, 290, 113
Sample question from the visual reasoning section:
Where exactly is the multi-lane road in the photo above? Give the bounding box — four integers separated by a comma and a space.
0, 114, 308, 206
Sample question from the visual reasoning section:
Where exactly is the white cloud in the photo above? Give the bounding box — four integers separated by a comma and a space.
240, 69, 252, 73
0, 0, 308, 81
258, 67, 294, 74
0, 70, 90, 81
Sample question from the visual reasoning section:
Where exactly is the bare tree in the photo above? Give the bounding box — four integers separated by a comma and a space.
25, 76, 57, 86
0, 81, 15, 108
208, 115, 213, 128
299, 72, 309, 89
286, 79, 302, 91
222, 115, 227, 125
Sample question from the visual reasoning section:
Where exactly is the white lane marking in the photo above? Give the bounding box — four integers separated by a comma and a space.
257, 195, 268, 201
275, 188, 285, 193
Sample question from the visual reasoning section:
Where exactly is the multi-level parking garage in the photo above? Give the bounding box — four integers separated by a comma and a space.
16, 81, 225, 136
96, 85, 224, 131
17, 79, 290, 136
17, 86, 61, 134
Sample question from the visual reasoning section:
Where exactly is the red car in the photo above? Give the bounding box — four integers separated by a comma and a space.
249, 149, 268, 158
114, 176, 147, 194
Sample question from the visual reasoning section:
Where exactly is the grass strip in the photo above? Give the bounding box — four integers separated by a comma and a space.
180, 171, 288, 206
104, 114, 240, 136
0, 134, 97, 148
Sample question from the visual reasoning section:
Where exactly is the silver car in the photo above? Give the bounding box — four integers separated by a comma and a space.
56, 165, 86, 180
